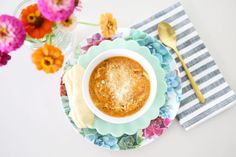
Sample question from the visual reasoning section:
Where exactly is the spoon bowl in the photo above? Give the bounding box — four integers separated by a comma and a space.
158, 22, 177, 49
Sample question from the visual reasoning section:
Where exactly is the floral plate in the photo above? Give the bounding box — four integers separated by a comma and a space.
60, 28, 182, 150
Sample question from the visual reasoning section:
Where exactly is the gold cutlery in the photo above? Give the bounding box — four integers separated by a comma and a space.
158, 22, 205, 104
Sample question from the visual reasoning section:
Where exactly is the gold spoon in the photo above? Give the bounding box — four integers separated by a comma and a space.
158, 22, 205, 104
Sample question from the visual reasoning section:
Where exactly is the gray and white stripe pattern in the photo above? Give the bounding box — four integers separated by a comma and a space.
131, 2, 236, 130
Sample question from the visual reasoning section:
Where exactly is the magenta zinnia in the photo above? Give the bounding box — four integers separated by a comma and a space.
0, 15, 26, 53
0, 52, 11, 67
37, 0, 75, 22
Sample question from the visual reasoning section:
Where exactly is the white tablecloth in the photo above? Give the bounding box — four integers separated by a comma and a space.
0, 0, 236, 156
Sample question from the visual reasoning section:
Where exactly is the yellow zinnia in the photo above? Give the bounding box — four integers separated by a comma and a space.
32, 44, 64, 74
100, 13, 117, 38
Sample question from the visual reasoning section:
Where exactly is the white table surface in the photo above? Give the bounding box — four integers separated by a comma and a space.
1, 0, 236, 156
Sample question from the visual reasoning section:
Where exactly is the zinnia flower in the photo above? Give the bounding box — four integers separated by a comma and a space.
100, 13, 117, 38
20, 4, 54, 39
57, 15, 77, 32
0, 52, 11, 67
32, 44, 64, 73
0, 15, 26, 52
37, 0, 75, 22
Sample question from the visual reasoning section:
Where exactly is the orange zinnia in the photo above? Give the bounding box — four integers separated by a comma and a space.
20, 4, 54, 39
100, 13, 117, 38
32, 44, 64, 74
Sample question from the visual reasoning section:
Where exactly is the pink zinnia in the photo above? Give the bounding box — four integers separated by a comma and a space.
38, 0, 75, 22
0, 15, 26, 53
0, 52, 11, 67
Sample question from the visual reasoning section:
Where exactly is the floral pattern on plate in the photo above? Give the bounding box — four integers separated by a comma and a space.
60, 29, 182, 150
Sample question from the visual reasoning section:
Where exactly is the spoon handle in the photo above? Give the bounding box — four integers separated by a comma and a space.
173, 47, 205, 104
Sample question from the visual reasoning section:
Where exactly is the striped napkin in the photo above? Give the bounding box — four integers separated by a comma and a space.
131, 2, 236, 130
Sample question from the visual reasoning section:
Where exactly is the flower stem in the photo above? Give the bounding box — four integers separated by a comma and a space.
78, 21, 99, 27
46, 34, 54, 45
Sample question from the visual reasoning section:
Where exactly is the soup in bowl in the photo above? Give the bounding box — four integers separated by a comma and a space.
82, 49, 157, 124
